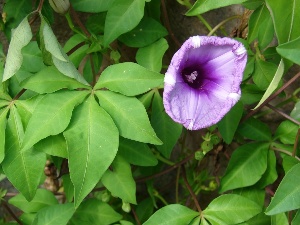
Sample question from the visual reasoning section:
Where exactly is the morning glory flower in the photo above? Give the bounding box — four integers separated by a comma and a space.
163, 36, 247, 130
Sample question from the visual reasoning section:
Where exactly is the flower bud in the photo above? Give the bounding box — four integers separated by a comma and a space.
122, 202, 131, 213
49, 0, 70, 14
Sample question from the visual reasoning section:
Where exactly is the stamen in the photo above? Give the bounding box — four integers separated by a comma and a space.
185, 71, 198, 83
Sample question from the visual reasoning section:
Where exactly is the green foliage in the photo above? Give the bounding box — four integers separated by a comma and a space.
1, 0, 300, 224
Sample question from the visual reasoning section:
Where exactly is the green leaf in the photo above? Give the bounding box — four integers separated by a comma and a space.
292, 209, 300, 225
21, 41, 45, 73
8, 189, 58, 213
274, 120, 299, 144
101, 155, 136, 204
3, 15, 32, 81
266, 163, 300, 215
277, 36, 300, 66
62, 174, 74, 203
143, 204, 199, 225
63, 34, 88, 67
203, 194, 261, 225
240, 84, 264, 105
0, 107, 9, 163
220, 142, 269, 192
64, 95, 119, 208
253, 59, 277, 90
136, 198, 154, 223
3, 0, 32, 37
248, 4, 270, 43
136, 38, 168, 73
218, 101, 243, 144
22, 90, 87, 151
291, 101, 300, 121
118, 17, 168, 48
151, 91, 182, 158
186, 0, 248, 16
35, 134, 68, 158
233, 187, 265, 207
254, 59, 284, 109
281, 155, 299, 173
236, 212, 270, 225
95, 62, 164, 96
96, 90, 162, 145
118, 137, 158, 166
103, 0, 145, 46
40, 16, 89, 86
266, 0, 300, 44
256, 150, 277, 188
70, 0, 114, 12
237, 117, 272, 141
69, 199, 122, 225
257, 14, 274, 49
2, 106, 46, 201
21, 66, 90, 94
271, 213, 289, 225
34, 203, 75, 225
138, 90, 155, 109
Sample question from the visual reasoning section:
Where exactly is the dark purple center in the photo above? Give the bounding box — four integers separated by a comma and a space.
181, 65, 205, 89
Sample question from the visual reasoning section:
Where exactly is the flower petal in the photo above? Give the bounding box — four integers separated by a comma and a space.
163, 36, 247, 130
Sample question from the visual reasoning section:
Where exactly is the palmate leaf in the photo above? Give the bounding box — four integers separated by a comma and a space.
143, 204, 199, 225
21, 90, 88, 151
34, 203, 75, 225
96, 90, 162, 145
103, 0, 145, 47
266, 163, 300, 215
2, 15, 32, 81
220, 142, 269, 192
102, 155, 136, 204
203, 194, 261, 225
64, 95, 119, 208
95, 62, 164, 96
69, 199, 122, 225
2, 106, 46, 201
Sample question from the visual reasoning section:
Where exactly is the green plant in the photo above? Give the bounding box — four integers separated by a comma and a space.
1, 0, 300, 224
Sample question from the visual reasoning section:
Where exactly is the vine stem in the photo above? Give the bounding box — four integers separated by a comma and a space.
271, 146, 300, 161
2, 201, 23, 225
131, 206, 141, 225
242, 71, 300, 122
69, 4, 90, 37
208, 15, 241, 36
161, 0, 181, 48
181, 165, 202, 214
136, 153, 195, 183
293, 129, 300, 157
266, 103, 300, 126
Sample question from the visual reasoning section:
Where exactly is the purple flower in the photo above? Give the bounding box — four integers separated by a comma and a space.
163, 36, 247, 130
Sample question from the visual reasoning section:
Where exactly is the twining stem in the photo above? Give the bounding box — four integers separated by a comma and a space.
266, 103, 300, 126
293, 129, 300, 157
271, 146, 300, 161
69, 4, 90, 37
153, 190, 169, 206
208, 15, 241, 36
177, 0, 213, 32
2, 201, 23, 225
161, 0, 181, 47
243, 71, 300, 122
131, 206, 141, 225
181, 165, 202, 214
153, 149, 175, 166
175, 167, 181, 203
136, 153, 195, 183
